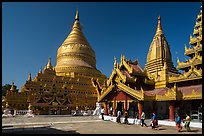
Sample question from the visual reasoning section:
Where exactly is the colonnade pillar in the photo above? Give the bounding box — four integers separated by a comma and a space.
104, 102, 108, 115
113, 96, 117, 117
169, 101, 175, 121
138, 101, 143, 119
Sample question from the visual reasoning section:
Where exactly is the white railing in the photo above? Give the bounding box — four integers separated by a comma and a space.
15, 110, 29, 115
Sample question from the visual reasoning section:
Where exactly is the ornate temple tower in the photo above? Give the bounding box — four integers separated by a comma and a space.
145, 16, 179, 88
177, 8, 202, 74
55, 10, 105, 80
4, 10, 106, 115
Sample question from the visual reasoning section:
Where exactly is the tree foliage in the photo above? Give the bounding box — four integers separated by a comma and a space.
2, 84, 18, 96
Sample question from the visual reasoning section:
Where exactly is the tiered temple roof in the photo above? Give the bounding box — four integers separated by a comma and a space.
170, 7, 202, 84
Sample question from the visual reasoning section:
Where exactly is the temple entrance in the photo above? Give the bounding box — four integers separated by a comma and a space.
128, 101, 138, 118
117, 101, 124, 115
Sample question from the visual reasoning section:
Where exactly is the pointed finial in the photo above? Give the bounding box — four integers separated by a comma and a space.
28, 73, 32, 81
114, 56, 117, 68
184, 44, 187, 51
75, 9, 79, 21
156, 15, 163, 35
10, 82, 15, 91
39, 67, 42, 73
46, 57, 52, 69
177, 57, 180, 64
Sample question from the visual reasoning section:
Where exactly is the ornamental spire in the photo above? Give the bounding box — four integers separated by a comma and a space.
28, 73, 32, 81
75, 9, 79, 21
46, 57, 52, 69
156, 15, 163, 35
10, 82, 15, 91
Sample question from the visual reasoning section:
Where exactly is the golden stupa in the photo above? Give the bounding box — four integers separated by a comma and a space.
145, 16, 180, 88
55, 10, 103, 78
5, 10, 107, 115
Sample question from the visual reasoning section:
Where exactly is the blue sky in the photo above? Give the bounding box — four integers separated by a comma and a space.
2, 2, 201, 90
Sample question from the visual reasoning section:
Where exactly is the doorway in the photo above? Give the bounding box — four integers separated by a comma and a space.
117, 101, 124, 115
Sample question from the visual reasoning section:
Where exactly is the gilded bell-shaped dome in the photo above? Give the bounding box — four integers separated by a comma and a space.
145, 16, 179, 77
55, 10, 105, 78
56, 10, 96, 69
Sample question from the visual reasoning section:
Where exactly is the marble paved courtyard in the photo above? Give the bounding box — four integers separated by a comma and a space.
2, 115, 202, 134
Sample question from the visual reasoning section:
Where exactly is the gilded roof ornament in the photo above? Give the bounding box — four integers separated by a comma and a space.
156, 15, 163, 35
28, 73, 32, 81
114, 56, 117, 68
75, 9, 79, 21
10, 82, 15, 91
177, 57, 180, 64
46, 57, 52, 69
184, 44, 187, 51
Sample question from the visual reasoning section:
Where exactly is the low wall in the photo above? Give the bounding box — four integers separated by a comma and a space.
99, 115, 202, 128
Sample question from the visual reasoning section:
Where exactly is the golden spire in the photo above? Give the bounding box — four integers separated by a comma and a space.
10, 82, 15, 91
156, 15, 163, 35
46, 57, 52, 69
177, 57, 180, 64
61, 9, 89, 45
55, 9, 98, 71
75, 9, 79, 21
28, 73, 32, 81
114, 56, 117, 68
146, 16, 179, 77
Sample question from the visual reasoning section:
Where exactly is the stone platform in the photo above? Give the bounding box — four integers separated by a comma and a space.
2, 115, 202, 134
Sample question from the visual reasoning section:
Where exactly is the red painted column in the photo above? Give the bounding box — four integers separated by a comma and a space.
113, 94, 117, 117
138, 101, 143, 119
169, 101, 175, 121
124, 95, 127, 111
104, 102, 108, 115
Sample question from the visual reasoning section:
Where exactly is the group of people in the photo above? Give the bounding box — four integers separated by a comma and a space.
175, 113, 191, 132
101, 107, 191, 132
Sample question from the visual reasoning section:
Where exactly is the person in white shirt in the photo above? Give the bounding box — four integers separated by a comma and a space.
117, 110, 121, 123
141, 112, 147, 127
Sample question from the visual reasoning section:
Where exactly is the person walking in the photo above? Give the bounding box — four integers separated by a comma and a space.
151, 112, 158, 129
183, 113, 191, 132
101, 106, 105, 120
175, 113, 182, 132
124, 110, 129, 124
141, 112, 147, 127
110, 107, 113, 116
117, 110, 121, 123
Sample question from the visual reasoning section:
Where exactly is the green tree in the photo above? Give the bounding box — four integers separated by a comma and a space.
2, 84, 18, 96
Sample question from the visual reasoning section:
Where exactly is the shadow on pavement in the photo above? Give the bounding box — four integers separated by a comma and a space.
2, 126, 80, 134
180, 129, 200, 132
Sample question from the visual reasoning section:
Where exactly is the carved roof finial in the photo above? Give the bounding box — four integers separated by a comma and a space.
28, 73, 32, 81
114, 56, 118, 68
177, 57, 180, 64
